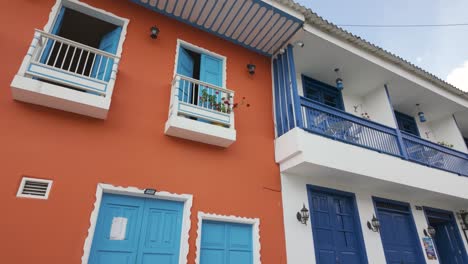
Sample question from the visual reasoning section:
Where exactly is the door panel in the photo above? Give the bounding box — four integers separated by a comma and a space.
91, 27, 122, 82
177, 48, 195, 103
89, 194, 184, 264
309, 189, 366, 264
378, 205, 423, 264
199, 54, 223, 108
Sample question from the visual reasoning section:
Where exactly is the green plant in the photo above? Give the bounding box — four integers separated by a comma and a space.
199, 89, 250, 114
437, 141, 454, 148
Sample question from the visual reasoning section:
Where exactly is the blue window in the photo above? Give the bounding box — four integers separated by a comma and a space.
200, 220, 253, 264
302, 75, 344, 110
394, 111, 420, 136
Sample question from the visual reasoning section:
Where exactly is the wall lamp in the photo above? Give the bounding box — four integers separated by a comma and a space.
247, 64, 256, 75
144, 188, 157, 195
294, 40, 304, 48
367, 215, 380, 232
334, 68, 344, 91
150, 26, 160, 39
296, 204, 309, 225
416, 104, 426, 123
424, 226, 436, 238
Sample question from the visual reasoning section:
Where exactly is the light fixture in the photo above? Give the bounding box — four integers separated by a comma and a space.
460, 210, 468, 230
279, 49, 285, 54
150, 26, 160, 39
294, 40, 304, 48
296, 204, 309, 225
334, 68, 344, 91
144, 188, 157, 195
424, 226, 436, 238
247, 64, 256, 75
367, 215, 380, 232
416, 104, 426, 123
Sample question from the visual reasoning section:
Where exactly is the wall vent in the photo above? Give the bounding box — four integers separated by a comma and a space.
16, 177, 53, 199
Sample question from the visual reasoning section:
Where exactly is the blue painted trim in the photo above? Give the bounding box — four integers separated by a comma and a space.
395, 110, 421, 137
209, 1, 229, 28
27, 64, 107, 92
245, 9, 275, 47
273, 58, 283, 136
254, 14, 282, 50
179, 0, 190, 18
422, 207, 468, 263
385, 84, 409, 160
265, 20, 296, 53
301, 74, 345, 111
193, 0, 209, 26
177, 104, 230, 124
281, 50, 294, 130
258, 17, 288, 51
372, 196, 427, 264
277, 54, 289, 134
307, 184, 369, 264
200, 1, 218, 27
237, 3, 262, 42
220, 0, 248, 35
240, 6, 267, 43
287, 44, 303, 129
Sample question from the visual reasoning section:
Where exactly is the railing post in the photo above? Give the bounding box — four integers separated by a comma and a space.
18, 31, 41, 76
169, 75, 181, 118
384, 84, 408, 159
287, 44, 303, 129
106, 58, 119, 98
229, 91, 235, 129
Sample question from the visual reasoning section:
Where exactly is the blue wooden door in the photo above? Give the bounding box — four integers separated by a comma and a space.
434, 223, 465, 264
309, 190, 366, 264
377, 202, 425, 264
89, 194, 184, 264
200, 220, 253, 264
199, 54, 223, 108
40, 7, 66, 64
91, 27, 122, 82
176, 48, 195, 103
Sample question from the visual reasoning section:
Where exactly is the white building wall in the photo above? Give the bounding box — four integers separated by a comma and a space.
281, 173, 468, 264
362, 86, 396, 128
430, 116, 468, 153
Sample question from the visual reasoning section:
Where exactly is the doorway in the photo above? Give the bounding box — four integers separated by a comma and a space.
424, 208, 468, 264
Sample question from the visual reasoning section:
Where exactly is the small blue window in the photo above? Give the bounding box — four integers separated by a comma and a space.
302, 75, 344, 110
395, 111, 420, 136
200, 220, 253, 264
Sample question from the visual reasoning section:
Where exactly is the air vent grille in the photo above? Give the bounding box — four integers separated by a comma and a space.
17, 177, 52, 199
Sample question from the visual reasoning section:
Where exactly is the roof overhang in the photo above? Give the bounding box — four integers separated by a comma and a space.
131, 0, 304, 56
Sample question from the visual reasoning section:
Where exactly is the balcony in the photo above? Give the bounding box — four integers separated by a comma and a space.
299, 96, 468, 176
11, 30, 120, 119
165, 74, 236, 147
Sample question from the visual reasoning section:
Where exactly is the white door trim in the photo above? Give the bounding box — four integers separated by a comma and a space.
81, 183, 193, 264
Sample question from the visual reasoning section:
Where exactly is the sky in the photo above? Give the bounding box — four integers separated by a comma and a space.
295, 0, 468, 92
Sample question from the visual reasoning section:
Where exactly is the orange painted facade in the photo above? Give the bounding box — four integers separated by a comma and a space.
0, 0, 286, 263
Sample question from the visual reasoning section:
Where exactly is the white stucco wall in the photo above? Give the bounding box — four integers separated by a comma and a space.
362, 86, 396, 128
281, 173, 468, 264
430, 116, 468, 153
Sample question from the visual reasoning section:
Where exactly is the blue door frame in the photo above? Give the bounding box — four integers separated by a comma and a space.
306, 184, 369, 264
423, 206, 468, 263
372, 197, 426, 264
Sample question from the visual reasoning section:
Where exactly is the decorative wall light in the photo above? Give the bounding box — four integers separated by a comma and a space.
460, 210, 468, 230
144, 188, 157, 195
296, 204, 309, 225
416, 104, 426, 123
334, 68, 344, 91
247, 64, 256, 75
294, 40, 304, 48
150, 26, 160, 39
367, 215, 380, 232
424, 226, 436, 238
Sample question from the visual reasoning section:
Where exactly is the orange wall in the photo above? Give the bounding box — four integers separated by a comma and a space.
0, 0, 286, 263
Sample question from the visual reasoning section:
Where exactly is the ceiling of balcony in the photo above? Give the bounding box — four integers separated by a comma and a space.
291, 29, 468, 123
132, 0, 303, 56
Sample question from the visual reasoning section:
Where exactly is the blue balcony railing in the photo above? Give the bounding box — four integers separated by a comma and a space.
298, 96, 468, 177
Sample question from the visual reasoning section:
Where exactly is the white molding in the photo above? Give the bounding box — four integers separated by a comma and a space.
81, 183, 193, 264
16, 177, 53, 200
195, 212, 261, 264
174, 39, 228, 89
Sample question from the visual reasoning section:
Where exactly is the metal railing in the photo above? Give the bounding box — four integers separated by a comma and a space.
402, 131, 468, 176
25, 29, 120, 96
300, 96, 401, 157
169, 74, 235, 127
298, 96, 468, 177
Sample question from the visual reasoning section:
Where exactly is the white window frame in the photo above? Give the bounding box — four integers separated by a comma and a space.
195, 212, 261, 264
173, 39, 227, 89
43, 0, 129, 60
16, 177, 53, 200
81, 183, 193, 264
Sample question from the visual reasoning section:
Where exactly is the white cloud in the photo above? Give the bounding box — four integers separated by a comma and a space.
447, 61, 468, 92
416, 57, 423, 63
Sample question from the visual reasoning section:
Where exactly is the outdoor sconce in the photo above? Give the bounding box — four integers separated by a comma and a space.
424, 226, 436, 238
294, 40, 304, 48
144, 188, 157, 195
334, 68, 344, 91
460, 210, 468, 230
150, 26, 160, 39
416, 104, 426, 123
296, 204, 309, 225
367, 215, 380, 232
247, 64, 256, 75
